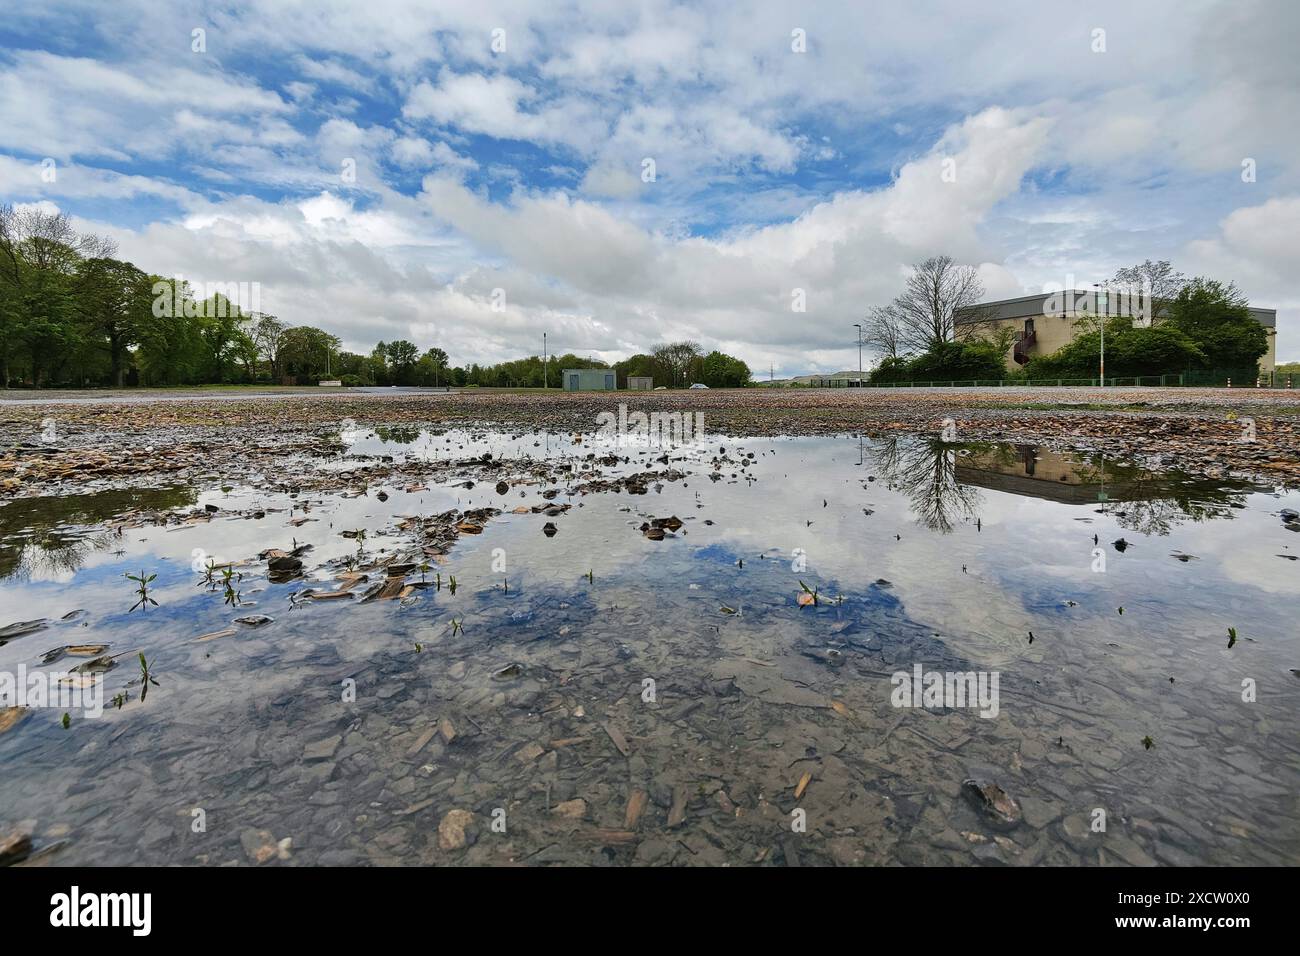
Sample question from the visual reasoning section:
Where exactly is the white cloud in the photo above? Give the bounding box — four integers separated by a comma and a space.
3, 0, 1299, 371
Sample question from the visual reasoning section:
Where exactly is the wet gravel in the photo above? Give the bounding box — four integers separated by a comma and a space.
2, 388, 1298, 498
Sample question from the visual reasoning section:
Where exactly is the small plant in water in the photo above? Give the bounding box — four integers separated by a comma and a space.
419, 561, 431, 583
221, 567, 241, 606
449, 618, 463, 636
138, 652, 160, 701
112, 692, 128, 709
797, 580, 819, 607
61, 712, 70, 729
1227, 627, 1238, 649
1141, 735, 1154, 750
125, 569, 158, 611
448, 575, 458, 595
586, 569, 594, 584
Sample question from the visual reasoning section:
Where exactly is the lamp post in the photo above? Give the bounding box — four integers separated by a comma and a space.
853, 323, 863, 386
1096, 284, 1105, 387
543, 332, 547, 389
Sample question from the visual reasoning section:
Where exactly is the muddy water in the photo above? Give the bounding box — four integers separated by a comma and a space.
1, 430, 1298, 866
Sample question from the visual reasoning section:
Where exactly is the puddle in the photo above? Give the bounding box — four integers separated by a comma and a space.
1, 430, 1297, 866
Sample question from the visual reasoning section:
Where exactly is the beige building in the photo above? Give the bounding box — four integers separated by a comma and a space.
955, 291, 1277, 374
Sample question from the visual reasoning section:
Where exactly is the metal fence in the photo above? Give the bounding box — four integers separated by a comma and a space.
806, 368, 1293, 389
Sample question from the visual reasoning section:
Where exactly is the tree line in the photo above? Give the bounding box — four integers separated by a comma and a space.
0, 205, 752, 389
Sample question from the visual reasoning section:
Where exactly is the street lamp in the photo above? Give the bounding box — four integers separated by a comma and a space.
853, 323, 864, 386
1095, 284, 1105, 387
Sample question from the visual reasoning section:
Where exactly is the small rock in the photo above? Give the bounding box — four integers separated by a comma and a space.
438, 810, 474, 851
0, 830, 32, 866
962, 777, 1022, 830
240, 828, 278, 865
303, 735, 341, 762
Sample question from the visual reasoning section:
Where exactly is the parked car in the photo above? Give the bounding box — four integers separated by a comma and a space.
688, 383, 709, 389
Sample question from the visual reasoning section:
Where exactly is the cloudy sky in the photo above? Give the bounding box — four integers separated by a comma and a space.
2, 0, 1297, 375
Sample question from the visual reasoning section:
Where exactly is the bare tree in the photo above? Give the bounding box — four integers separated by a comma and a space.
1105, 259, 1186, 324
879, 255, 990, 354
862, 305, 903, 360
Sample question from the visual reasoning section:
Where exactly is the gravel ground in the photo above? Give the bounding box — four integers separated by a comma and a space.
1, 386, 1298, 495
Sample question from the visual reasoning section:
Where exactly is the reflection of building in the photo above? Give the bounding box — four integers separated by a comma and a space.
955, 291, 1277, 373
955, 445, 1131, 504
562, 368, 616, 391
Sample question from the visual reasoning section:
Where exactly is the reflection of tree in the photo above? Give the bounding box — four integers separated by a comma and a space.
0, 486, 195, 580
374, 425, 421, 444
872, 435, 984, 533
1071, 460, 1245, 535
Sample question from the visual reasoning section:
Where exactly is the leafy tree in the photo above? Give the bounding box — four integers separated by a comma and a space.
385, 339, 419, 384
700, 350, 750, 387
76, 258, 152, 386
251, 314, 287, 382
1165, 278, 1266, 369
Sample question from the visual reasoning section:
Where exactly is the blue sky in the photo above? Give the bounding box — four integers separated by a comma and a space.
2, 0, 1297, 374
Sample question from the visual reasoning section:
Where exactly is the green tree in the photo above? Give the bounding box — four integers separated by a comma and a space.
76, 257, 152, 386
1165, 278, 1266, 370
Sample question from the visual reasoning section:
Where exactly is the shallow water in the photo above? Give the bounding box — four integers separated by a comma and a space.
1, 429, 1297, 866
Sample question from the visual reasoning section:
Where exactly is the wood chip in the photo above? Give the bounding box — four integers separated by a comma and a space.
794, 771, 813, 800
667, 785, 689, 828
603, 722, 630, 757
577, 828, 637, 845
406, 728, 435, 758
438, 717, 456, 744
624, 789, 648, 829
